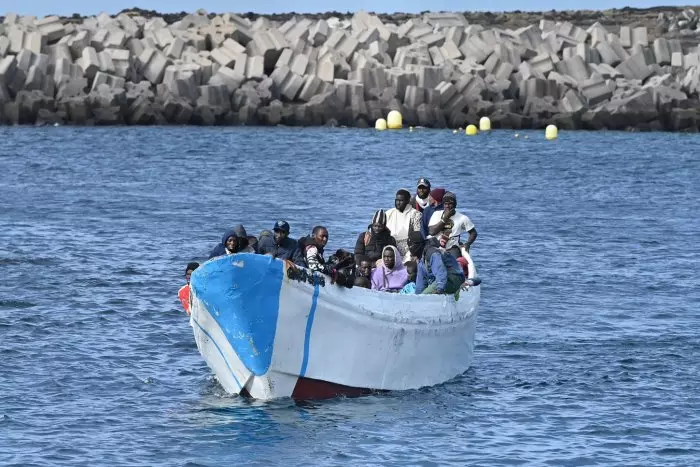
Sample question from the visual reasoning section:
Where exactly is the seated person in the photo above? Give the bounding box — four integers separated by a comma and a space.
354, 276, 371, 289
247, 236, 259, 253
208, 224, 253, 258
354, 209, 397, 265
209, 228, 243, 258
400, 261, 418, 295
178, 262, 199, 315
356, 259, 373, 281
408, 232, 465, 295
258, 221, 298, 260
370, 246, 409, 292
295, 226, 329, 273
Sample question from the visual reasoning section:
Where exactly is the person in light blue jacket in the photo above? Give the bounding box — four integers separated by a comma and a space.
400, 261, 418, 294
408, 232, 465, 295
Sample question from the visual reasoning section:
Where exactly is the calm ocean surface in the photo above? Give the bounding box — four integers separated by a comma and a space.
1, 126, 699, 466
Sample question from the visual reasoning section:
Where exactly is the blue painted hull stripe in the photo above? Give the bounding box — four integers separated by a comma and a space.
299, 283, 321, 378
192, 317, 243, 390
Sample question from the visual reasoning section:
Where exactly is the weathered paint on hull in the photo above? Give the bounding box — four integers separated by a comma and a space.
190, 253, 480, 400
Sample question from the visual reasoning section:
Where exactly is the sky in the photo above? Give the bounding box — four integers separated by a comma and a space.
5, 0, 686, 18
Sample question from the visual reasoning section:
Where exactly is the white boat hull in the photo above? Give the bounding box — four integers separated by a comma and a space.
189, 253, 480, 400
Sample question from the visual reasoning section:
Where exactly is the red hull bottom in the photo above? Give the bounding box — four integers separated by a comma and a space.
292, 377, 377, 400
239, 377, 386, 400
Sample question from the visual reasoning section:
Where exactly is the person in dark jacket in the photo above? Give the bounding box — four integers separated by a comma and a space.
354, 209, 397, 265
258, 220, 298, 260
209, 226, 249, 259
295, 225, 329, 272
420, 188, 446, 238
408, 231, 465, 295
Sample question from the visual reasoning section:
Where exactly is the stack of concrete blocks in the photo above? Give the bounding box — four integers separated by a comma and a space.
1, 10, 700, 129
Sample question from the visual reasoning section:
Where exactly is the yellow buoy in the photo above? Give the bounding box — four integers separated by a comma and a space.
466, 124, 478, 136
387, 110, 403, 129
375, 118, 387, 130
545, 124, 558, 140
479, 116, 491, 131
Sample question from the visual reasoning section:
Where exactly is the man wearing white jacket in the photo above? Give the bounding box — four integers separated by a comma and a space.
386, 189, 422, 262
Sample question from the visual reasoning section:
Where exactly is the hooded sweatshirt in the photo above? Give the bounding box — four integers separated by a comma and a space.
354, 226, 396, 264
208, 224, 252, 258
370, 245, 409, 292
208, 229, 239, 258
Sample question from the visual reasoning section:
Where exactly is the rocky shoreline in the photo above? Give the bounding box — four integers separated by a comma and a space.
1, 8, 699, 130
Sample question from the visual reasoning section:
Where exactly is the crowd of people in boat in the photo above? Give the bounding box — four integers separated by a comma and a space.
179, 178, 477, 313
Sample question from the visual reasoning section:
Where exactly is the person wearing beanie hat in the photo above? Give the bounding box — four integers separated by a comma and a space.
428, 191, 477, 257
410, 178, 432, 212
354, 209, 397, 265
420, 188, 446, 238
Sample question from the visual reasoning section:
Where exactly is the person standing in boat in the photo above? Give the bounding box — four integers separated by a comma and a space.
386, 189, 422, 262
370, 246, 409, 292
258, 220, 298, 260
410, 178, 431, 213
421, 188, 446, 238
354, 210, 397, 265
428, 192, 477, 258
408, 231, 465, 295
178, 262, 199, 315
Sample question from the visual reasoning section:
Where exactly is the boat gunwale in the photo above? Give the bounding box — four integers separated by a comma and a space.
196, 252, 480, 328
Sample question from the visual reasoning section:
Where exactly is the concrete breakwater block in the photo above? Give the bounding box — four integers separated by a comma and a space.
1, 10, 700, 130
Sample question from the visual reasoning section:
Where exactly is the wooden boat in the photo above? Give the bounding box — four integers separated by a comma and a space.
189, 250, 480, 400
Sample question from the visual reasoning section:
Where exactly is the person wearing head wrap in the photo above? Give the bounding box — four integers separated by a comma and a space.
354, 209, 397, 265
420, 187, 446, 238
410, 178, 431, 212
408, 231, 465, 295
428, 191, 477, 258
370, 245, 409, 292
386, 189, 423, 261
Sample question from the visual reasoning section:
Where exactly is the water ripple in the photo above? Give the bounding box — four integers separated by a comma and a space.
1, 127, 698, 465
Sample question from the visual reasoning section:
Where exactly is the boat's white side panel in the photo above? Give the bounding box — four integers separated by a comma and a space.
268, 278, 479, 391
189, 253, 481, 400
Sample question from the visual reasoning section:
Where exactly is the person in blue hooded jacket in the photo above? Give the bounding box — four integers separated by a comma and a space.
208, 225, 251, 259
408, 231, 465, 295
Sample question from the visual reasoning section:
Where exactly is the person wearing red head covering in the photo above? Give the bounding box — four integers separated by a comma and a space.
420, 188, 446, 238
178, 262, 199, 315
